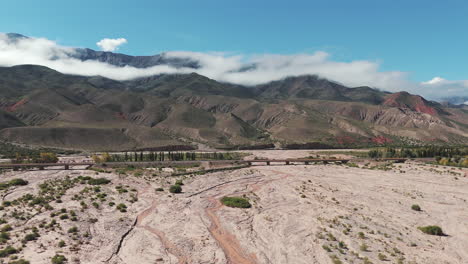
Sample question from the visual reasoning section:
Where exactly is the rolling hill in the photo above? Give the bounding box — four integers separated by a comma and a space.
0, 64, 466, 151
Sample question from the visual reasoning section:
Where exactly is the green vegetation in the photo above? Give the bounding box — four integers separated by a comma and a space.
0, 141, 78, 160
411, 204, 421, 211
359, 243, 368, 251
220, 196, 251, 208
9, 259, 30, 264
0, 178, 28, 190
418, 225, 445, 236
175, 180, 184, 186
58, 240, 66, 247
169, 185, 182, 194
116, 203, 127, 212
368, 146, 467, 159
51, 254, 67, 264
87, 178, 111, 185
100, 151, 247, 162
378, 253, 388, 261
67, 226, 78, 234
0, 246, 17, 257
23, 232, 40, 242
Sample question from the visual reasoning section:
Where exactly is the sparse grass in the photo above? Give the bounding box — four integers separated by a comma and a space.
220, 196, 251, 208
418, 225, 445, 236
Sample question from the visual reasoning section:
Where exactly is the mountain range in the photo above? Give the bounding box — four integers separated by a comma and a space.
0, 36, 466, 150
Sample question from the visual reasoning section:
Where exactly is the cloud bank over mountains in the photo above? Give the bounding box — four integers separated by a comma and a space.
0, 33, 466, 100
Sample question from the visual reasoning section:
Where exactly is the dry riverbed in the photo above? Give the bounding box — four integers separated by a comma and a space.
0, 151, 466, 264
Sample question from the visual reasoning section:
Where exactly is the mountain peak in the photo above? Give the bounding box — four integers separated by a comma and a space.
382, 91, 438, 115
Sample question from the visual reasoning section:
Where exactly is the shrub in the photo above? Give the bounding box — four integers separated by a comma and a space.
51, 254, 67, 264
9, 259, 30, 264
175, 180, 184, 186
59, 214, 69, 220
358, 232, 365, 239
67, 226, 78, 234
220, 196, 251, 208
8, 178, 28, 186
0, 246, 17, 257
0, 231, 10, 243
1, 225, 12, 232
169, 185, 182, 194
418, 225, 445, 236
322, 244, 332, 252
23, 232, 40, 242
378, 253, 388, 261
88, 178, 111, 185
360, 243, 368, 251
116, 203, 127, 212
411, 204, 421, 211
58, 240, 66, 247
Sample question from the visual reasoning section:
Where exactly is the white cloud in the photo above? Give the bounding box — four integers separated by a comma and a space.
96, 38, 127, 52
0, 33, 466, 100
420, 77, 468, 99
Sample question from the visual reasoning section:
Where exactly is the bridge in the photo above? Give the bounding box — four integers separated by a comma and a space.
0, 158, 406, 171
0, 163, 94, 171
244, 159, 350, 166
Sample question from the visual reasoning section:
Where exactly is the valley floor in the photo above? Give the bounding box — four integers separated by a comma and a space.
0, 151, 467, 264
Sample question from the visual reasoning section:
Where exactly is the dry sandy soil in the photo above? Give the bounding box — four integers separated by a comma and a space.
0, 150, 467, 264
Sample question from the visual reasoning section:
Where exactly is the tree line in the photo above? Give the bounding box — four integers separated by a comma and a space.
368, 146, 468, 159
92, 151, 244, 163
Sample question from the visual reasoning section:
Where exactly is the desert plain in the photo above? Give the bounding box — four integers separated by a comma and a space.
0, 150, 467, 264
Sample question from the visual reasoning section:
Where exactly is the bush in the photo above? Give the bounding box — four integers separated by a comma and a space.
411, 204, 421, 211
418, 225, 445, 236
23, 233, 39, 242
58, 240, 66, 247
175, 180, 184, 186
88, 178, 111, 185
220, 196, 251, 208
9, 259, 30, 264
169, 185, 182, 194
67, 226, 78, 234
51, 254, 67, 264
0, 246, 17, 257
1, 225, 12, 232
8, 179, 28, 186
116, 203, 127, 212
378, 253, 388, 261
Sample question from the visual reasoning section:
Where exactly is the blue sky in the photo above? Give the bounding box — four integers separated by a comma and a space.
0, 0, 467, 97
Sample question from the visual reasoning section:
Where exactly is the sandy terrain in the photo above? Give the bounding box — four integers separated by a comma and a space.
0, 150, 467, 264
